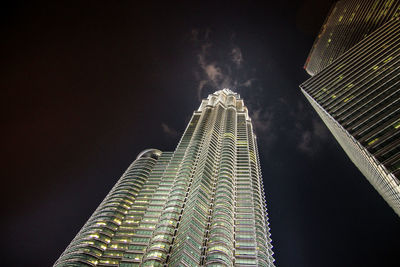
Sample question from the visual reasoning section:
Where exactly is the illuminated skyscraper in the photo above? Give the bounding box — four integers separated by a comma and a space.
55, 89, 275, 266
304, 0, 400, 76
301, 18, 400, 215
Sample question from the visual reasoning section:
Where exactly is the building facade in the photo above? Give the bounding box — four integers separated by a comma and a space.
304, 0, 400, 76
300, 18, 400, 215
55, 89, 275, 266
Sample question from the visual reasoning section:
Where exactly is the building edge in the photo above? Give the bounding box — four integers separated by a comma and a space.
301, 88, 400, 216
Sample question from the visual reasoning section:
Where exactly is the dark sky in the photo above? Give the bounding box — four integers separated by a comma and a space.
1, 1, 398, 266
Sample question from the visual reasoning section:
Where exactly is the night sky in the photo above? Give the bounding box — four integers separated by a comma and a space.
2, 1, 399, 266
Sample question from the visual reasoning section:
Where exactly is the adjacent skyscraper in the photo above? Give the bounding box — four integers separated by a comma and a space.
304, 0, 400, 76
301, 4, 400, 215
55, 89, 275, 266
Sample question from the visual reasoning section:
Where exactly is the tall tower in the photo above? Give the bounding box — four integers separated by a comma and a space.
55, 89, 275, 266
304, 0, 400, 76
301, 16, 400, 215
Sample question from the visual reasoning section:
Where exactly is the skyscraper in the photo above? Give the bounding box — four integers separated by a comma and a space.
304, 0, 400, 76
55, 89, 275, 266
300, 17, 400, 215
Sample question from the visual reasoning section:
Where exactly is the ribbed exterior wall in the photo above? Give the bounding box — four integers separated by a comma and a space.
300, 18, 400, 215
55, 89, 275, 266
304, 0, 400, 76
55, 149, 164, 266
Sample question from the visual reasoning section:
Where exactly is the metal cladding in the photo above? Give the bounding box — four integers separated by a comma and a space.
55, 89, 275, 266
300, 18, 400, 215
304, 0, 400, 76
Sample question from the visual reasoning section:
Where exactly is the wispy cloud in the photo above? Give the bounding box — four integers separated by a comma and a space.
161, 123, 178, 138
240, 78, 254, 87
231, 47, 243, 67
296, 117, 329, 156
191, 28, 255, 100
250, 106, 277, 147
196, 42, 232, 99
189, 28, 330, 158
252, 108, 273, 133
298, 130, 313, 154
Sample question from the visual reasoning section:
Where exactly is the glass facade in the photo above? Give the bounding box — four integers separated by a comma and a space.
304, 0, 400, 76
301, 18, 400, 215
55, 89, 275, 266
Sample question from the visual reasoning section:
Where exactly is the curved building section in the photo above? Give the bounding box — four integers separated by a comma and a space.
304, 0, 400, 76
136, 149, 162, 160
55, 149, 161, 266
55, 89, 275, 266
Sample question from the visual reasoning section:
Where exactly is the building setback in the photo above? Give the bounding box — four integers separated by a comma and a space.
55, 89, 275, 266
304, 0, 400, 76
300, 18, 400, 215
